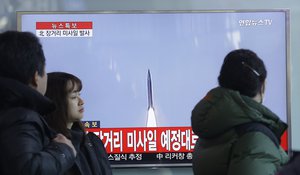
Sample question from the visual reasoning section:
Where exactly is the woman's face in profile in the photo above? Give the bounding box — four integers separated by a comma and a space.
66, 81, 84, 122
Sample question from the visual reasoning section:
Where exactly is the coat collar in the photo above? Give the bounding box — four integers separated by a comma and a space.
0, 76, 55, 115
192, 87, 287, 138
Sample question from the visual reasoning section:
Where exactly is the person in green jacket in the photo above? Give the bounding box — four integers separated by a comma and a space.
191, 49, 288, 175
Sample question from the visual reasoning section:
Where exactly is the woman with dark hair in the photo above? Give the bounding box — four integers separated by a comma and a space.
45, 72, 112, 175
191, 49, 288, 175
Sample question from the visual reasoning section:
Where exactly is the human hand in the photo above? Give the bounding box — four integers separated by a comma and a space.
53, 133, 77, 157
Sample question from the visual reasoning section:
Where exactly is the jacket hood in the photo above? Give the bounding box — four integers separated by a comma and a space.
0, 76, 55, 116
191, 87, 287, 139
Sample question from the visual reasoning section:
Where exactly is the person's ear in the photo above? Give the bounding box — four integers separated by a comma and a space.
259, 81, 266, 104
261, 81, 266, 94
29, 71, 39, 88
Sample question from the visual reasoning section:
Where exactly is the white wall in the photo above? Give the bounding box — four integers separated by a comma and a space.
1, 0, 300, 174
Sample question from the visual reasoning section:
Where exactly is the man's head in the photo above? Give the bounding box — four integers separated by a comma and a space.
218, 49, 267, 98
0, 31, 47, 94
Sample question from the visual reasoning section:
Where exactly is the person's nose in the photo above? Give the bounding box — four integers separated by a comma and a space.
78, 97, 84, 106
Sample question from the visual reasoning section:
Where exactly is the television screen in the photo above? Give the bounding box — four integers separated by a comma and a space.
17, 10, 290, 167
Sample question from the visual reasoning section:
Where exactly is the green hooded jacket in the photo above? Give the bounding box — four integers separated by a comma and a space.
191, 87, 288, 175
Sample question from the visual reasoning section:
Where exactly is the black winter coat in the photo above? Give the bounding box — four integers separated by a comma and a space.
0, 77, 76, 175
67, 126, 112, 175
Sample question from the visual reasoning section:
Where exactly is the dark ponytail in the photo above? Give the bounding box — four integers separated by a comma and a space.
218, 49, 267, 97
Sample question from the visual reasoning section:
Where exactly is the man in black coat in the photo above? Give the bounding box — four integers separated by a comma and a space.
0, 31, 77, 175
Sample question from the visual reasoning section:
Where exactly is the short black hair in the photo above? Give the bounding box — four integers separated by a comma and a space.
218, 49, 267, 97
0, 31, 46, 84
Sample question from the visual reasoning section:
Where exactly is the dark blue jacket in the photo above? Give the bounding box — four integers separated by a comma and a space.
67, 125, 112, 175
0, 77, 76, 175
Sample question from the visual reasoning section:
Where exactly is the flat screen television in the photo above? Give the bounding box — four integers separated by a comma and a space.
17, 10, 290, 168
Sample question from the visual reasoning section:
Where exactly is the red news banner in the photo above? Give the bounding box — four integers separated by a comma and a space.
85, 125, 288, 165
86, 126, 288, 154
88, 127, 198, 154
36, 21, 93, 37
